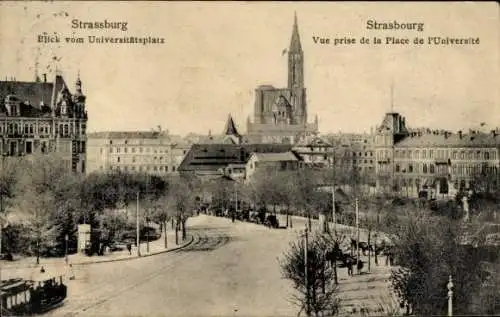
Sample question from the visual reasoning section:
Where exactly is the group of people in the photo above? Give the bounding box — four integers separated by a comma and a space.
38, 263, 75, 281
345, 257, 364, 276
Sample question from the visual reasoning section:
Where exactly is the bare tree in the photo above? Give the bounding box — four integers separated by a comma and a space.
279, 231, 341, 317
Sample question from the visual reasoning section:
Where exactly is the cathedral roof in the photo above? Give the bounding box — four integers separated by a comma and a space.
223, 114, 241, 137
289, 12, 302, 53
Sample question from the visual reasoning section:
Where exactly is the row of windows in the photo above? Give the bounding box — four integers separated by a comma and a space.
116, 156, 169, 163
392, 148, 497, 161
104, 147, 181, 154
352, 151, 374, 157
108, 165, 177, 172
394, 162, 498, 176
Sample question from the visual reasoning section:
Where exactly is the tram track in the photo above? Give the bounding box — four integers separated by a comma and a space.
46, 228, 232, 317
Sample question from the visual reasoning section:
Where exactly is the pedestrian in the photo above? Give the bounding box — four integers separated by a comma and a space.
40, 266, 45, 273
67, 263, 75, 280
346, 259, 352, 276
357, 260, 364, 274
126, 243, 132, 255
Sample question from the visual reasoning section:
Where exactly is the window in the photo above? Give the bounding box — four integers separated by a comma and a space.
110, 140, 113, 145
173, 166, 176, 172
117, 157, 120, 163
110, 148, 113, 154
132, 148, 136, 153
124, 147, 128, 153
422, 150, 427, 159
100, 148, 103, 154
116, 148, 121, 153
140, 147, 143, 153
485, 151, 490, 160
423, 164, 428, 173
125, 140, 128, 145
165, 166, 169, 172
132, 157, 136, 163
430, 164, 435, 173
429, 150, 434, 159
395, 164, 400, 172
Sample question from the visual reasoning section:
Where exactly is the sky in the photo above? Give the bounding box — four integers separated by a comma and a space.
0, 1, 498, 136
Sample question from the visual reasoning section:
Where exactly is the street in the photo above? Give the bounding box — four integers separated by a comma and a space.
47, 215, 299, 317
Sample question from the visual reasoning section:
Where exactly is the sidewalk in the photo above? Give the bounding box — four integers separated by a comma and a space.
0, 229, 194, 280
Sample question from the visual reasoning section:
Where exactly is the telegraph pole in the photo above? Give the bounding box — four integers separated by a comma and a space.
136, 192, 141, 257
304, 225, 310, 316
355, 198, 360, 274
331, 150, 336, 235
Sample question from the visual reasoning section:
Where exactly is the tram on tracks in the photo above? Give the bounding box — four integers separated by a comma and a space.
1, 275, 67, 316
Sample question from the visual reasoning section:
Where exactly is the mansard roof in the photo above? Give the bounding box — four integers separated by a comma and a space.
178, 143, 294, 172
251, 151, 299, 162
87, 131, 175, 140
0, 74, 70, 117
395, 131, 500, 148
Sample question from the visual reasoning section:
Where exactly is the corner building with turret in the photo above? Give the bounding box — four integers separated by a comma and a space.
0, 72, 88, 173
246, 13, 318, 144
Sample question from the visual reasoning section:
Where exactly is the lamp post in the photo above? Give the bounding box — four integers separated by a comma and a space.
136, 191, 141, 257
304, 225, 310, 317
355, 198, 360, 274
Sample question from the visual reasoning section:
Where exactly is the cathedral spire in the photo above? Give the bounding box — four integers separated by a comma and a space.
289, 12, 302, 53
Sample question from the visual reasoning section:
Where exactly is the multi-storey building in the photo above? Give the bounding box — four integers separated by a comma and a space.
375, 112, 500, 198
0, 72, 88, 172
246, 13, 318, 144
86, 130, 191, 175
293, 136, 334, 168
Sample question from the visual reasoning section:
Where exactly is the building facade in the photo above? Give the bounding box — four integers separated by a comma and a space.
246, 13, 318, 144
374, 112, 500, 198
245, 151, 301, 181
86, 130, 190, 175
293, 136, 335, 168
0, 73, 88, 172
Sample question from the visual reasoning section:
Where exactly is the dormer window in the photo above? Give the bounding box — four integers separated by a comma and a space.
61, 100, 67, 115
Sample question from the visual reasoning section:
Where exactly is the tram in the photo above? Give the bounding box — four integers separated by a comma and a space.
1, 275, 67, 316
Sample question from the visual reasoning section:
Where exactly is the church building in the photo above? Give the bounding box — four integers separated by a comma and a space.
246, 13, 318, 144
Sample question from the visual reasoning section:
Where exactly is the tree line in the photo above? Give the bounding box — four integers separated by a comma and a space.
0, 153, 196, 260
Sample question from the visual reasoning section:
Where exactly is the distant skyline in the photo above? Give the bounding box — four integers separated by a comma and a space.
0, 2, 498, 136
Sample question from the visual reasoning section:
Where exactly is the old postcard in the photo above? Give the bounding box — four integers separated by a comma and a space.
0, 1, 498, 317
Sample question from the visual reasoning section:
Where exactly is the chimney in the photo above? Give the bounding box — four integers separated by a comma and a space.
43, 74, 47, 83
458, 130, 463, 139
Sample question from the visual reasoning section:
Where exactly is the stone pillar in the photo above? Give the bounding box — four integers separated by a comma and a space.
462, 196, 469, 222
77, 224, 91, 253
